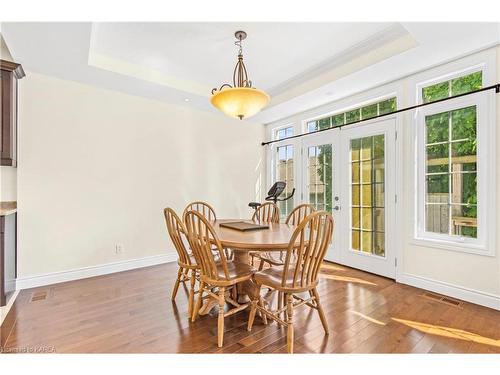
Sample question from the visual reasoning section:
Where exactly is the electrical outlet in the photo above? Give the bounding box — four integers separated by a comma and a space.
115, 244, 124, 254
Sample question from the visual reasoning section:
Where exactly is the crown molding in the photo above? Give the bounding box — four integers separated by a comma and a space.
0, 59, 25, 79
267, 23, 411, 97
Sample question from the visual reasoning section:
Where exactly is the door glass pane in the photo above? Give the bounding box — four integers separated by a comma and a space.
351, 139, 361, 161
361, 231, 372, 253
352, 162, 360, 183
361, 185, 372, 206
350, 135, 385, 257
352, 230, 360, 251
352, 185, 360, 206
307, 144, 332, 212
352, 207, 360, 228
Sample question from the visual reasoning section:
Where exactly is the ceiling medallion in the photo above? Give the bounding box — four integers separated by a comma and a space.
211, 31, 270, 120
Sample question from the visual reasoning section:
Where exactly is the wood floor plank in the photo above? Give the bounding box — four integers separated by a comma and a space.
2, 261, 500, 353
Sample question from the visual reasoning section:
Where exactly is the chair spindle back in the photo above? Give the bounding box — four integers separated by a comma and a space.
285, 204, 315, 225
252, 202, 280, 223
184, 210, 230, 281
183, 201, 217, 224
164, 208, 194, 266
282, 211, 333, 289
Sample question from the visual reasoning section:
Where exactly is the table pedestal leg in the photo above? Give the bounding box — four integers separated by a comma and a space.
196, 250, 270, 315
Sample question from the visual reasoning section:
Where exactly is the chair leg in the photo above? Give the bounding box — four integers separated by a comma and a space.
286, 293, 294, 354
231, 284, 238, 301
247, 300, 258, 331
191, 281, 205, 322
277, 291, 283, 318
217, 287, 226, 348
188, 269, 196, 318
258, 259, 265, 271
171, 267, 183, 300
258, 297, 267, 325
312, 287, 329, 335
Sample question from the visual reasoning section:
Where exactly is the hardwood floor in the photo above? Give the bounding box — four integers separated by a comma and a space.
2, 261, 500, 353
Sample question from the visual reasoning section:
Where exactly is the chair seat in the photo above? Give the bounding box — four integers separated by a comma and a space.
180, 252, 229, 269
202, 262, 255, 286
254, 265, 316, 292
178, 254, 199, 269
217, 261, 255, 279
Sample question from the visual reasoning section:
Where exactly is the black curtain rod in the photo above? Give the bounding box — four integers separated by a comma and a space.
261, 83, 500, 146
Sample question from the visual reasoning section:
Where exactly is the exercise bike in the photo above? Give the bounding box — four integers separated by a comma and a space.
248, 181, 295, 212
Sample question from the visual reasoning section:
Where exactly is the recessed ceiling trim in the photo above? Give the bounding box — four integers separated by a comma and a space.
87, 23, 212, 97
87, 50, 212, 97
267, 23, 414, 97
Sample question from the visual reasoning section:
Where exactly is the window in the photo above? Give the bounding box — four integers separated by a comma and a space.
424, 105, 478, 238
416, 69, 493, 252
273, 126, 294, 217
306, 97, 397, 133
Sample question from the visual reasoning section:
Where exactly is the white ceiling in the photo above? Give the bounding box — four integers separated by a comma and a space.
90, 22, 394, 93
1, 22, 499, 124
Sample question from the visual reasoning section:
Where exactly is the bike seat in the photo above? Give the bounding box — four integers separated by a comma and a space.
248, 202, 262, 209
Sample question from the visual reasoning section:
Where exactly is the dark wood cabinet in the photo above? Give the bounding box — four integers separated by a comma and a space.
1, 60, 25, 167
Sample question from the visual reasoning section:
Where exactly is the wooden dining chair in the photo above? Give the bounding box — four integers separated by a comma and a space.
185, 210, 260, 347
249, 202, 280, 266
182, 200, 234, 259
182, 201, 217, 223
255, 204, 315, 269
247, 210, 334, 354
163, 207, 200, 318
251, 202, 280, 223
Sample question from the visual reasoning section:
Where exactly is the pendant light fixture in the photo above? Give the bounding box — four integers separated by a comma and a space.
211, 31, 270, 120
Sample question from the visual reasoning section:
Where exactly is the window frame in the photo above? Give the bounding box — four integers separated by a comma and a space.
411, 53, 496, 256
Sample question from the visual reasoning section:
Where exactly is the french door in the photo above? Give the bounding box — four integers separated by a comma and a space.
300, 119, 396, 278
301, 130, 340, 261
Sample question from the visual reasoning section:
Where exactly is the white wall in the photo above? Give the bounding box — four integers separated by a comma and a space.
265, 46, 500, 309
16, 72, 264, 279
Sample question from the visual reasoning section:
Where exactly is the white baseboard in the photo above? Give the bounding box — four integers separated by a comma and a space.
398, 273, 500, 311
15, 253, 177, 290
0, 290, 20, 326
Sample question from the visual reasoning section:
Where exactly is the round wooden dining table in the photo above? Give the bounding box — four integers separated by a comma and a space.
213, 219, 297, 262
197, 219, 297, 315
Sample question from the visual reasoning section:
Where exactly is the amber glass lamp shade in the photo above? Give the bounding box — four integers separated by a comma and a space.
210, 87, 270, 120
